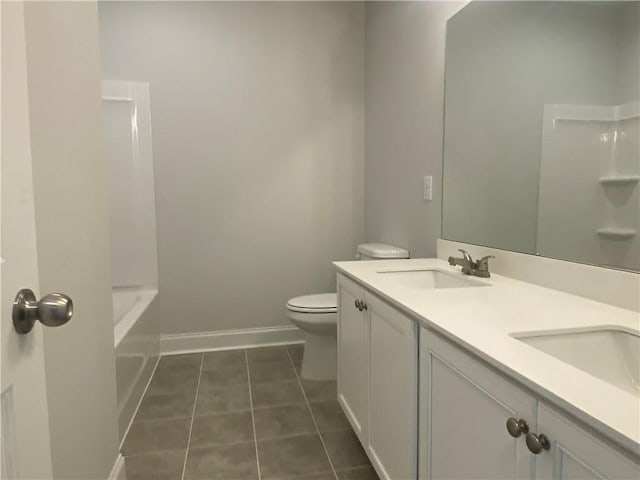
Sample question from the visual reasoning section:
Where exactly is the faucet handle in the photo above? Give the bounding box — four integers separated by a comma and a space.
477, 255, 495, 271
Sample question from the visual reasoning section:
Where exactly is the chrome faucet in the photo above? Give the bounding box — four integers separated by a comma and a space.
448, 249, 494, 278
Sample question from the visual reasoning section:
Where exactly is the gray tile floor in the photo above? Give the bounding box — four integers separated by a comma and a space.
122, 344, 379, 480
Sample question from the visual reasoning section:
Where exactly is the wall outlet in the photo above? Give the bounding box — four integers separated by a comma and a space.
423, 175, 433, 201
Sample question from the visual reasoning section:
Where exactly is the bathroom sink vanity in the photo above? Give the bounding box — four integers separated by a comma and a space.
337, 1, 640, 477
338, 1, 640, 477
334, 258, 640, 480
337, 272, 419, 479
375, 268, 488, 290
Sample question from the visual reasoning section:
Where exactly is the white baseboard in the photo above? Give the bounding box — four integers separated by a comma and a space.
160, 325, 304, 355
108, 453, 126, 480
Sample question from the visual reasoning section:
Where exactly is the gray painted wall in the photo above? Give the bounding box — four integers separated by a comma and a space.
99, 2, 365, 336
364, 1, 465, 258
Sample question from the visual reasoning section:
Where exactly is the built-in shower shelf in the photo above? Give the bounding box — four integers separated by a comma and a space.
596, 228, 637, 240
599, 175, 640, 186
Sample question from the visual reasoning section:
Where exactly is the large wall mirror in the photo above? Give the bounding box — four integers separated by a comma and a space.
442, 1, 639, 271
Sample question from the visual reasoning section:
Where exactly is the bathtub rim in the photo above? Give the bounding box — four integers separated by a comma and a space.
113, 288, 158, 348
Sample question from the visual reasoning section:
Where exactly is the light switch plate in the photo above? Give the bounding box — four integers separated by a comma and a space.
423, 176, 433, 201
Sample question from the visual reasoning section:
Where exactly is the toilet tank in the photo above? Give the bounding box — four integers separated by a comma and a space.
356, 243, 410, 260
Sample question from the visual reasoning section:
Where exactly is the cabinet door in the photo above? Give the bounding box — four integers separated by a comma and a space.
368, 293, 418, 480
337, 274, 368, 442
534, 403, 640, 480
420, 329, 536, 480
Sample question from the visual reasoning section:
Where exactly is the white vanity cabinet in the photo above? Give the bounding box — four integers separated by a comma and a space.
419, 328, 536, 479
534, 403, 640, 480
420, 328, 640, 480
337, 273, 418, 480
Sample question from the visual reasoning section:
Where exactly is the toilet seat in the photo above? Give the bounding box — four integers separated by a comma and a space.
286, 293, 337, 314
286, 243, 410, 381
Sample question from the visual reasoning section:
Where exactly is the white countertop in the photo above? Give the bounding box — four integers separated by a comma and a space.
334, 258, 640, 455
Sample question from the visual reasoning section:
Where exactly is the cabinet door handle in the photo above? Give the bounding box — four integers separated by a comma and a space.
506, 417, 529, 438
353, 299, 368, 311
525, 433, 550, 454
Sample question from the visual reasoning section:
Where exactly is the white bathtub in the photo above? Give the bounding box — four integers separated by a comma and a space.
112, 285, 160, 443
113, 287, 157, 347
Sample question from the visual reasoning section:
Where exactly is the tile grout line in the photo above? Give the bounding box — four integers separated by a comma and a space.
119, 355, 161, 452
180, 354, 204, 480
285, 347, 340, 480
245, 350, 263, 480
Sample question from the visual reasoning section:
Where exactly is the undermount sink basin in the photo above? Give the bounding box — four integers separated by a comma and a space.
377, 269, 489, 289
513, 328, 640, 396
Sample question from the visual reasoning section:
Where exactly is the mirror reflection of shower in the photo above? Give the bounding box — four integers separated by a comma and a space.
102, 81, 159, 346
537, 102, 639, 270
442, 1, 640, 272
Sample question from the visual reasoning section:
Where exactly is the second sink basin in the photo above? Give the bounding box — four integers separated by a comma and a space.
377, 269, 489, 290
513, 327, 640, 396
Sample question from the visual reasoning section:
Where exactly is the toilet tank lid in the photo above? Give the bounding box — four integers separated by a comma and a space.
356, 243, 410, 259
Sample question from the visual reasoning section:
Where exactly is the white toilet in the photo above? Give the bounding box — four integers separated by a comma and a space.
286, 243, 409, 380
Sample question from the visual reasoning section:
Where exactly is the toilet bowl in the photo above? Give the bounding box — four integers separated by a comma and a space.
287, 293, 337, 381
286, 243, 410, 381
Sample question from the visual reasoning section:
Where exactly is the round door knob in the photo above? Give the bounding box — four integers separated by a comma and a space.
354, 299, 361, 310
525, 433, 550, 454
506, 418, 529, 438
12, 289, 74, 334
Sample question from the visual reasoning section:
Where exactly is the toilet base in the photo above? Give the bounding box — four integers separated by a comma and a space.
300, 331, 336, 381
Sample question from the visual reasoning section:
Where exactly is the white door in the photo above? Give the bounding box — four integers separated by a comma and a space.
534, 403, 640, 480
367, 293, 417, 480
420, 329, 536, 480
3, 2, 120, 478
336, 273, 368, 443
1, 2, 54, 478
